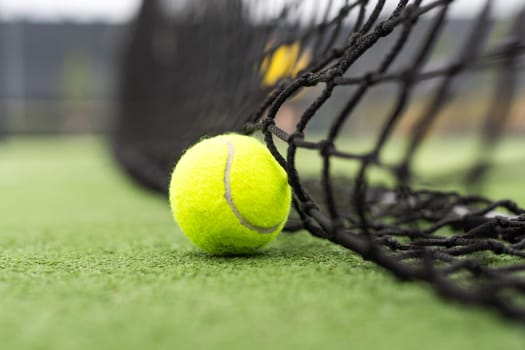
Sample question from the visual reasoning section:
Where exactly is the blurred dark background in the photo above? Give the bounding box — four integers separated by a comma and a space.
0, 0, 524, 136
0, 21, 124, 134
0, 0, 139, 135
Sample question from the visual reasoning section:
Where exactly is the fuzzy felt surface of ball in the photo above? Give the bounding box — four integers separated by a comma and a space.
169, 134, 292, 254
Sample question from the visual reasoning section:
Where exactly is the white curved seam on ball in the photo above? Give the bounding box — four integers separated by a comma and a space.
223, 141, 283, 234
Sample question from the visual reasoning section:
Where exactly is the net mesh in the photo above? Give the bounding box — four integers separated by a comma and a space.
115, 0, 525, 323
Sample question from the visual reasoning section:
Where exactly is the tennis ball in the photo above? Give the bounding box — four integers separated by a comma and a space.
169, 134, 292, 255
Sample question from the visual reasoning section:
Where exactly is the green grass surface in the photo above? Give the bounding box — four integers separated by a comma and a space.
1, 137, 525, 350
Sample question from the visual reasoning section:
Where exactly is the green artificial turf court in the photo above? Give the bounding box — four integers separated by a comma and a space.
1, 136, 525, 350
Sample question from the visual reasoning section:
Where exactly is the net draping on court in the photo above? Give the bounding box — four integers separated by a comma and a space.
115, 0, 525, 323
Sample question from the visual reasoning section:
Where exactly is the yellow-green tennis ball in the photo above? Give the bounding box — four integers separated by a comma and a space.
169, 134, 292, 255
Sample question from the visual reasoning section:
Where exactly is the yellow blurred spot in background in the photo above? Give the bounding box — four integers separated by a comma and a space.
261, 41, 310, 87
